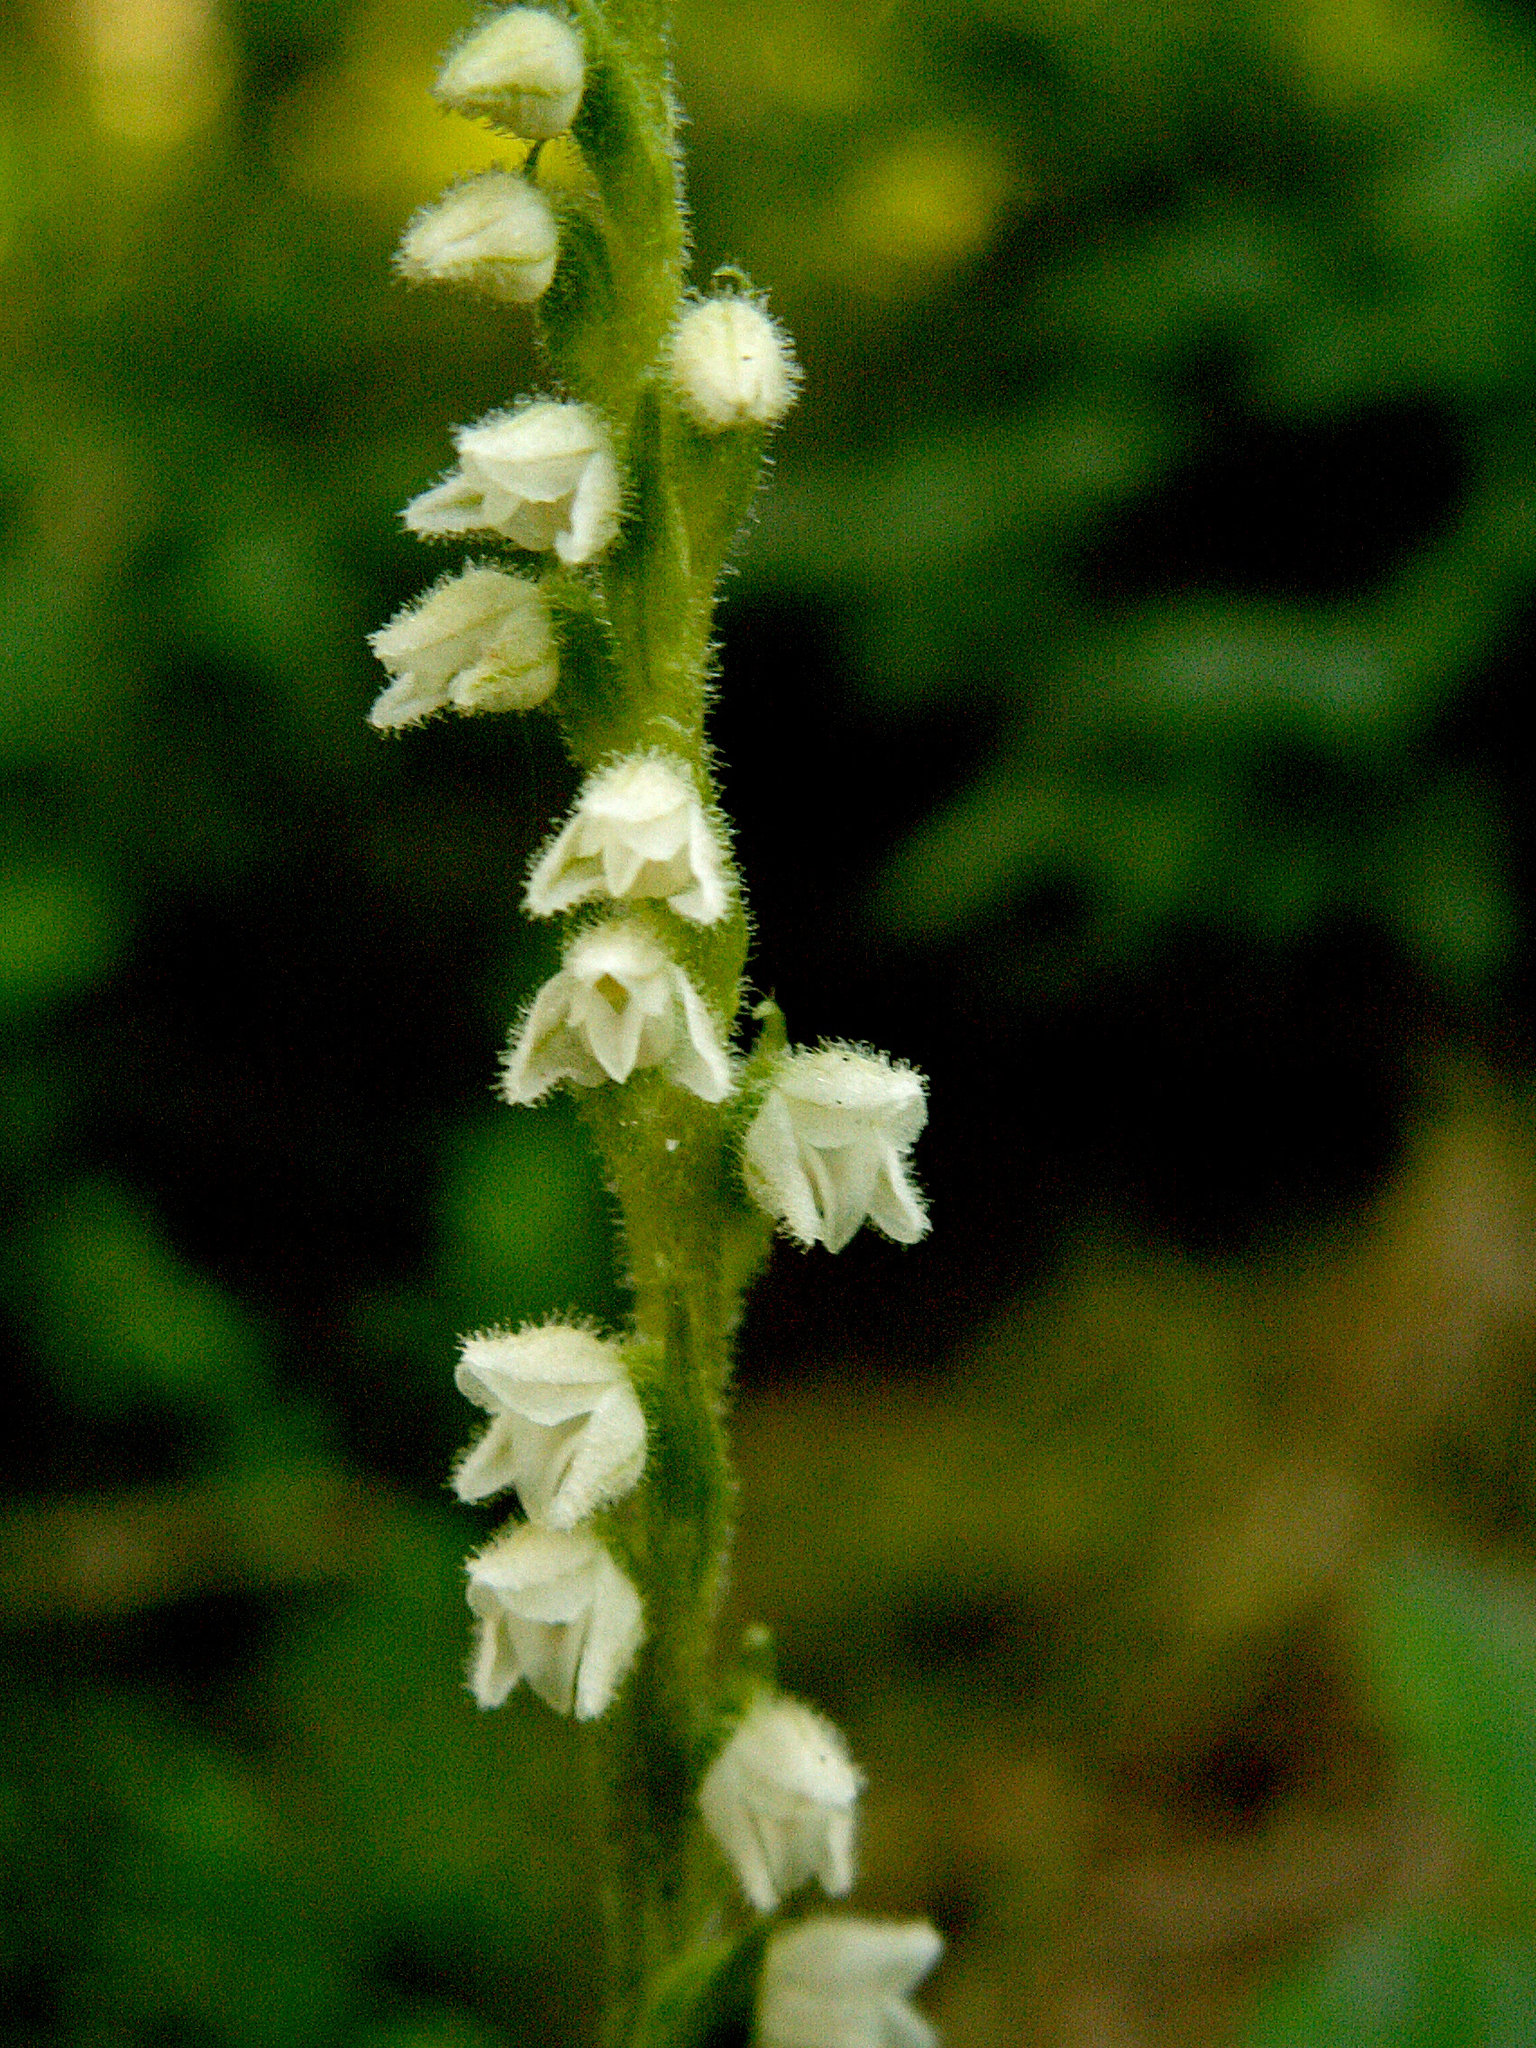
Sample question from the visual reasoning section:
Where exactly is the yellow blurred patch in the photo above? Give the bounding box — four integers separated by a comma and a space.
73, 0, 234, 146
833, 126, 1019, 287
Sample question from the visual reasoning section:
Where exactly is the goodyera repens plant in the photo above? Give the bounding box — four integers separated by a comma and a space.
368, 8, 939, 2044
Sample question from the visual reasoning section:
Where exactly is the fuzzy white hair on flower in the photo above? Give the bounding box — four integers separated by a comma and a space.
466, 1524, 643, 1718
699, 1696, 863, 1913
434, 7, 585, 138
670, 297, 800, 432
396, 172, 559, 304
502, 918, 732, 1105
367, 564, 558, 728
404, 402, 621, 566
525, 755, 729, 925
758, 1918, 943, 2048
741, 1045, 928, 1254
454, 1323, 646, 1530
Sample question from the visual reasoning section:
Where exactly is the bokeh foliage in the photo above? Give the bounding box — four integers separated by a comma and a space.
6, 0, 1536, 2042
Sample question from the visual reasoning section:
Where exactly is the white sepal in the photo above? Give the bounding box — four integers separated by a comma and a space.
670, 297, 799, 431
742, 1046, 928, 1253
435, 7, 585, 138
454, 1323, 645, 1529
501, 919, 732, 1105
526, 755, 729, 925
396, 172, 558, 304
466, 1524, 643, 1719
699, 1696, 862, 1912
757, 1919, 944, 2048
367, 564, 558, 728
403, 401, 621, 566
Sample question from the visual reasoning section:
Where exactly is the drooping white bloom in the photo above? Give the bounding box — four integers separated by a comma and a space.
502, 918, 732, 1105
742, 1046, 928, 1254
396, 172, 559, 304
670, 297, 799, 431
454, 1323, 646, 1529
699, 1696, 863, 1912
435, 7, 585, 138
758, 1919, 943, 2048
404, 402, 621, 567
466, 1523, 643, 1718
525, 755, 728, 924
367, 565, 558, 728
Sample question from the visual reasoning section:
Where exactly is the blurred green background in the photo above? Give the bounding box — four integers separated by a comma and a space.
8, 0, 1536, 2041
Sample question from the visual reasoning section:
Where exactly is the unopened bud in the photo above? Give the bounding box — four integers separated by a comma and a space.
435, 8, 585, 139
669, 297, 799, 432
397, 172, 558, 304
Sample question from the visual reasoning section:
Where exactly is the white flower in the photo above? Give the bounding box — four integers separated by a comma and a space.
367, 565, 558, 728
466, 1523, 643, 1718
670, 297, 799, 431
404, 402, 621, 567
742, 1046, 928, 1254
758, 1919, 943, 2048
435, 7, 585, 138
453, 1323, 646, 1529
525, 755, 728, 925
699, 1696, 863, 1912
396, 172, 559, 304
501, 919, 732, 1105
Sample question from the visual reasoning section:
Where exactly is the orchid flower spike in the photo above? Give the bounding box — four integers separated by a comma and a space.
454, 1323, 646, 1530
404, 401, 621, 566
526, 754, 729, 925
699, 1695, 863, 1912
758, 1918, 943, 2048
367, 564, 558, 728
396, 171, 559, 304
670, 296, 800, 431
466, 1524, 644, 1718
742, 1045, 928, 1253
434, 7, 585, 137
501, 918, 732, 1104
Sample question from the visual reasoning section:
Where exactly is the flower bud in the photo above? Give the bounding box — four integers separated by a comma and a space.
435, 7, 585, 139
397, 172, 558, 304
367, 565, 558, 729
670, 297, 799, 432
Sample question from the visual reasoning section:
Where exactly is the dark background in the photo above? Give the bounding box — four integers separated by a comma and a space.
7, 0, 1536, 2040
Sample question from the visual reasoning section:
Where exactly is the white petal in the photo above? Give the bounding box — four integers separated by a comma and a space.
368, 671, 451, 730
667, 969, 732, 1103
403, 469, 497, 537
574, 1549, 646, 1720
742, 1089, 822, 1247
555, 441, 621, 565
